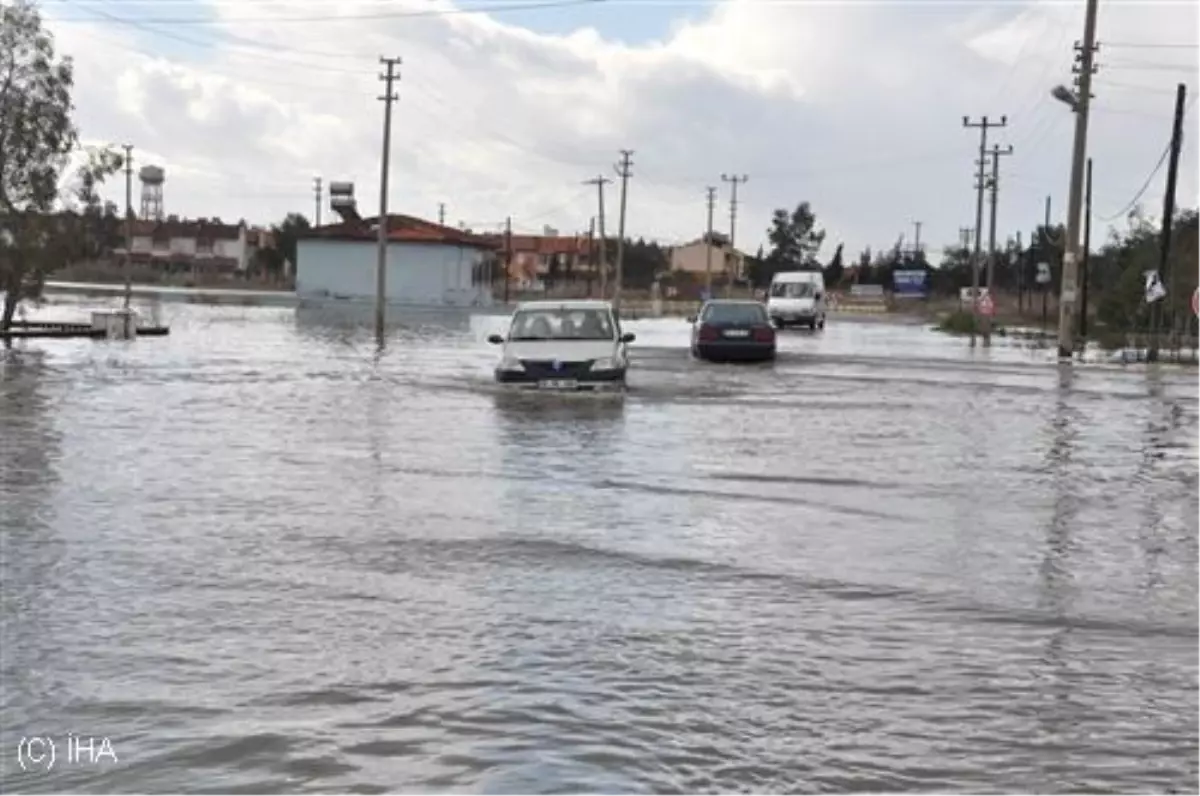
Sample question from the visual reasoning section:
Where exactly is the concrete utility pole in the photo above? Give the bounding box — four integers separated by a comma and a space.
1148, 83, 1187, 362
375, 56, 401, 346
613, 149, 633, 312
984, 143, 1014, 345
721, 173, 748, 295
586, 216, 596, 298
584, 175, 611, 300
438, 203, 445, 226
963, 115, 1006, 347
1056, 0, 1099, 358
122, 144, 133, 310
504, 215, 512, 305
912, 221, 922, 257
1080, 160, 1093, 341
313, 177, 322, 227
705, 186, 717, 297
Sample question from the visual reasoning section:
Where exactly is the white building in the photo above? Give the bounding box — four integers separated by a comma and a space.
114, 216, 255, 273
296, 215, 499, 307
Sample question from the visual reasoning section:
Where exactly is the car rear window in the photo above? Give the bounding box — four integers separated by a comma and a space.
702, 303, 767, 324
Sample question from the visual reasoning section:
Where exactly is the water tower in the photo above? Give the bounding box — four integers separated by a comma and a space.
139, 165, 165, 221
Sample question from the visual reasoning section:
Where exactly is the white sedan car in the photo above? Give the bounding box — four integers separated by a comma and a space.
488, 300, 635, 391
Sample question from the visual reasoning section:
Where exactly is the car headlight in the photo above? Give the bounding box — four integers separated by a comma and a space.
590, 357, 623, 371
498, 355, 523, 371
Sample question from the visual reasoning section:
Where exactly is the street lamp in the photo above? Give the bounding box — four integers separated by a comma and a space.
1051, 84, 1080, 112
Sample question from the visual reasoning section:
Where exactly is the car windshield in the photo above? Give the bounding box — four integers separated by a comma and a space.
702, 303, 767, 324
770, 281, 816, 298
509, 308, 615, 341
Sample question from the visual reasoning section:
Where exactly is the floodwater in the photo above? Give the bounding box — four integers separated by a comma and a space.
2, 297, 1197, 794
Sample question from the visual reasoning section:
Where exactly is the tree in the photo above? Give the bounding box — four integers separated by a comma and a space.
750, 202, 824, 287
256, 212, 311, 278
0, 1, 122, 329
823, 243, 844, 287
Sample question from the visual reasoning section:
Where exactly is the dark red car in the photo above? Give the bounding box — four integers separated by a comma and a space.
689, 300, 776, 362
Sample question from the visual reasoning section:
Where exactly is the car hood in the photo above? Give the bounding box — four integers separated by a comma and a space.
502, 340, 619, 361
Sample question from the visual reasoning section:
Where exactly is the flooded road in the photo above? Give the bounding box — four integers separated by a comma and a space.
2, 298, 1197, 793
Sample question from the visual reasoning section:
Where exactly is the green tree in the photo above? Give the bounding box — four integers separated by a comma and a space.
0, 1, 122, 329
256, 212, 311, 278
823, 243, 845, 287
766, 202, 824, 270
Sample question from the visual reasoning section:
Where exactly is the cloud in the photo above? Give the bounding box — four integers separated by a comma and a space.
41, 0, 1200, 261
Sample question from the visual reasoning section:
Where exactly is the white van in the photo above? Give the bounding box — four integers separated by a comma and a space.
767, 270, 827, 330
487, 300, 634, 391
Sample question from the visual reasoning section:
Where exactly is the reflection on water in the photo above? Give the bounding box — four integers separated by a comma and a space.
0, 302, 1197, 794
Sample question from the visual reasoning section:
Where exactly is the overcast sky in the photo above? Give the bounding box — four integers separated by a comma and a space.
39, 0, 1199, 261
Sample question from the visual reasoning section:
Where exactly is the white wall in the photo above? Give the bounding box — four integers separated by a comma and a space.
296, 239, 494, 306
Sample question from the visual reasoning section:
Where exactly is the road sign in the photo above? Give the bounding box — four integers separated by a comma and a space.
979, 293, 995, 317
1036, 262, 1051, 285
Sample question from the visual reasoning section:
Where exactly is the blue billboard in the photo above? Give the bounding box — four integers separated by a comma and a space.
892, 269, 928, 298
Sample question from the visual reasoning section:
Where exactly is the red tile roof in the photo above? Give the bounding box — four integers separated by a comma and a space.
483, 234, 589, 256
302, 215, 498, 250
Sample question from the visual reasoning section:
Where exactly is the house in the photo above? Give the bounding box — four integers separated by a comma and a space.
669, 233, 745, 281
296, 214, 499, 307
481, 231, 593, 291
113, 216, 257, 274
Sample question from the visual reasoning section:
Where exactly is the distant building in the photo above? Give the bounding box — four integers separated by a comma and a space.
296, 215, 499, 306
669, 233, 745, 281
113, 216, 259, 274
482, 230, 593, 291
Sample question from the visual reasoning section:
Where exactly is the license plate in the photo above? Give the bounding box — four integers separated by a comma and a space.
723, 329, 750, 338
538, 379, 577, 390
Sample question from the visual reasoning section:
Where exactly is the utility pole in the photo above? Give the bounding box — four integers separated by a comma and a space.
375, 56, 401, 346
705, 186, 717, 297
1149, 82, 1187, 362
984, 143, 1014, 345
963, 115, 1006, 347
122, 144, 133, 311
612, 150, 634, 312
912, 221, 922, 257
313, 177, 322, 227
503, 216, 512, 305
586, 216, 596, 298
1043, 197, 1052, 331
1056, 0, 1099, 358
1080, 158, 1092, 341
721, 173, 748, 295
584, 175, 611, 300
438, 203, 446, 226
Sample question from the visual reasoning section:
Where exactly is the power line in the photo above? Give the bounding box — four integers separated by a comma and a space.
1096, 93, 1197, 222
49, 0, 605, 25
1101, 42, 1199, 49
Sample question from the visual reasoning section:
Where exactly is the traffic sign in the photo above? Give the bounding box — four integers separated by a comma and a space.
979, 293, 995, 317
1035, 262, 1051, 285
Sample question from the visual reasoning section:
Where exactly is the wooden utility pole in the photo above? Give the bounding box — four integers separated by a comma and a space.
912, 221, 922, 257
1080, 158, 1092, 341
963, 115, 1007, 347
1149, 82, 1187, 362
584, 175, 611, 300
705, 186, 717, 297
1056, 0, 1099, 358
313, 176, 322, 227
984, 143, 1014, 345
375, 56, 401, 346
613, 149, 633, 313
721, 173, 748, 295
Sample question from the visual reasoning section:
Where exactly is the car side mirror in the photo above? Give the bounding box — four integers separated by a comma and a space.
686, 315, 697, 324
487, 334, 504, 344
814, 292, 823, 300
620, 332, 636, 343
